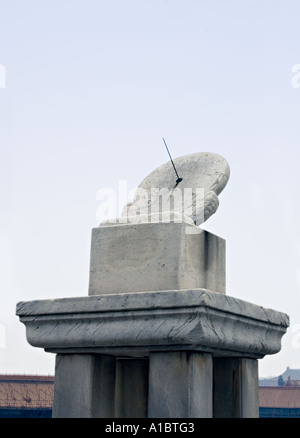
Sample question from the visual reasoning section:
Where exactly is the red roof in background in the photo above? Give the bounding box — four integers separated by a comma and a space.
1, 375, 300, 410
0, 375, 54, 383
259, 387, 300, 408
0, 376, 54, 408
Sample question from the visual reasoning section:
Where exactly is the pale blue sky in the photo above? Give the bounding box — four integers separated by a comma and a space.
1, 0, 300, 377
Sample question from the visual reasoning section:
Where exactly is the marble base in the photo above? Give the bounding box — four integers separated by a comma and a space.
17, 289, 288, 359
16, 289, 289, 418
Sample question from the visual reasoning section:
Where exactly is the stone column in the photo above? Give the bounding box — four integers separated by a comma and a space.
148, 352, 213, 418
114, 358, 149, 418
52, 354, 116, 418
213, 357, 259, 418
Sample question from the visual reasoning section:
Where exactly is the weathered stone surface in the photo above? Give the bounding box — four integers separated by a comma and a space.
213, 358, 259, 418
16, 289, 289, 359
101, 151, 230, 226
148, 352, 213, 418
52, 354, 116, 418
88, 223, 226, 295
114, 358, 148, 418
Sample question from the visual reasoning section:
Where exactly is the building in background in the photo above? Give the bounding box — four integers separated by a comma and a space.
1, 368, 300, 418
259, 387, 300, 418
259, 367, 300, 418
0, 375, 53, 418
259, 367, 300, 387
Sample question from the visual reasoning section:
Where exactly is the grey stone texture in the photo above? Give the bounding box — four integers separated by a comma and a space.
89, 224, 226, 295
53, 354, 116, 418
50, 352, 260, 418
16, 283, 289, 418
16, 289, 288, 359
148, 352, 213, 418
16, 276, 289, 418
115, 358, 148, 418
213, 358, 259, 418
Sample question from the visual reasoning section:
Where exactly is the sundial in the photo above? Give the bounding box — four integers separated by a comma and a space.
16, 137, 289, 421
102, 144, 230, 227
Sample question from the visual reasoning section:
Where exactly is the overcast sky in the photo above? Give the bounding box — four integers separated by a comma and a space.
1, 0, 300, 378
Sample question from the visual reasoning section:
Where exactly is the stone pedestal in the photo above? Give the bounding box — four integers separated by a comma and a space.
89, 223, 226, 295
16, 288, 289, 418
16, 221, 289, 418
15, 151, 287, 418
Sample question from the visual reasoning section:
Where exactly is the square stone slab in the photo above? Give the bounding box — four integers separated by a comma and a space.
88, 222, 226, 295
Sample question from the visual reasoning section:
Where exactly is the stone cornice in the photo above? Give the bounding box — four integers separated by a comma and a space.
16, 289, 289, 359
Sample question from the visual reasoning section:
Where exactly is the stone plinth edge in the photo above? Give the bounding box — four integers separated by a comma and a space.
16, 289, 289, 359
